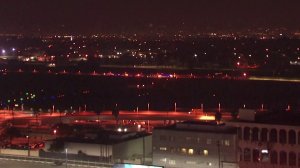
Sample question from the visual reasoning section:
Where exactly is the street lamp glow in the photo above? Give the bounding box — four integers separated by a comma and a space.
26, 135, 30, 156
2, 49, 5, 54
147, 102, 150, 111
65, 148, 68, 168
199, 115, 215, 121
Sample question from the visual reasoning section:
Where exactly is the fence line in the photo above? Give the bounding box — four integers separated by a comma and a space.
0, 154, 113, 168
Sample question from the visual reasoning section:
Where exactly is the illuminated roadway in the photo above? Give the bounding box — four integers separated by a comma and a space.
0, 109, 232, 128
5, 68, 300, 83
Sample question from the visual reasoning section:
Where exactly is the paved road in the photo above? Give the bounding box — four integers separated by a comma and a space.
0, 158, 108, 168
0, 158, 62, 168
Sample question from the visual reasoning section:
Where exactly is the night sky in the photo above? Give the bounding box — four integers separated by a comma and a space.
1, 0, 300, 35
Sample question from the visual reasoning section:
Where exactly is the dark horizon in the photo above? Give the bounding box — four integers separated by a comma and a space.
1, 0, 300, 35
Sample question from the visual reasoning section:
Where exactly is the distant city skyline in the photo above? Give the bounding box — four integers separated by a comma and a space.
1, 0, 300, 35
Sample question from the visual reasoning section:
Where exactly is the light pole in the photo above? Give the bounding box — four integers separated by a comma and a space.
11, 106, 14, 126
59, 110, 62, 123
287, 105, 291, 111
217, 140, 220, 168
147, 102, 150, 111
53, 129, 57, 139
26, 135, 30, 156
65, 148, 68, 168
174, 102, 177, 112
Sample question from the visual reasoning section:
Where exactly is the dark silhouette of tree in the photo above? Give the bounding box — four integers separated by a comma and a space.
231, 108, 239, 120
32, 108, 40, 128
48, 139, 65, 152
112, 105, 119, 124
9, 104, 15, 126
94, 104, 103, 129
215, 111, 222, 123
5, 126, 21, 144
78, 150, 87, 156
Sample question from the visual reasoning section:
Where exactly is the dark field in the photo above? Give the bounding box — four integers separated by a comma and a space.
1, 72, 300, 113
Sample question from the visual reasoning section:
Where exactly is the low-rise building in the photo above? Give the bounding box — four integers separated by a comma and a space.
44, 131, 152, 164
152, 121, 238, 168
226, 111, 300, 168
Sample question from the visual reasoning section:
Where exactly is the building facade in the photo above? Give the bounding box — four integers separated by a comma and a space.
152, 121, 238, 168
227, 121, 300, 168
44, 133, 152, 164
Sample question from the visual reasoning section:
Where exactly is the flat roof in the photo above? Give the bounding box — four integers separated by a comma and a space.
52, 131, 151, 145
235, 111, 300, 126
154, 120, 237, 134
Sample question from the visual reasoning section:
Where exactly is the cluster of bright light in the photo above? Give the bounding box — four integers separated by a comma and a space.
6, 92, 36, 105
117, 127, 128, 132
1, 48, 16, 54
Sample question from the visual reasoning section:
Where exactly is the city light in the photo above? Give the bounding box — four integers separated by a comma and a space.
199, 115, 215, 121
0, 2, 300, 168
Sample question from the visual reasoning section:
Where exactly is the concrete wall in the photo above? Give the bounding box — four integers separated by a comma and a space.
112, 135, 152, 165
0, 149, 39, 157
44, 135, 152, 164
44, 140, 112, 158
65, 142, 112, 157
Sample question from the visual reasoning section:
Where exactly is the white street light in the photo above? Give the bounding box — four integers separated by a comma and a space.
65, 148, 68, 168
147, 102, 150, 111
26, 135, 30, 156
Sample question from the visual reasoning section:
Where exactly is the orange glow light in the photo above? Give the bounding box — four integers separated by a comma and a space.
199, 115, 215, 121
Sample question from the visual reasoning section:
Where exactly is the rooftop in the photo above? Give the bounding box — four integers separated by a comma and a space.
236, 111, 300, 126
155, 120, 237, 134
52, 130, 151, 145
